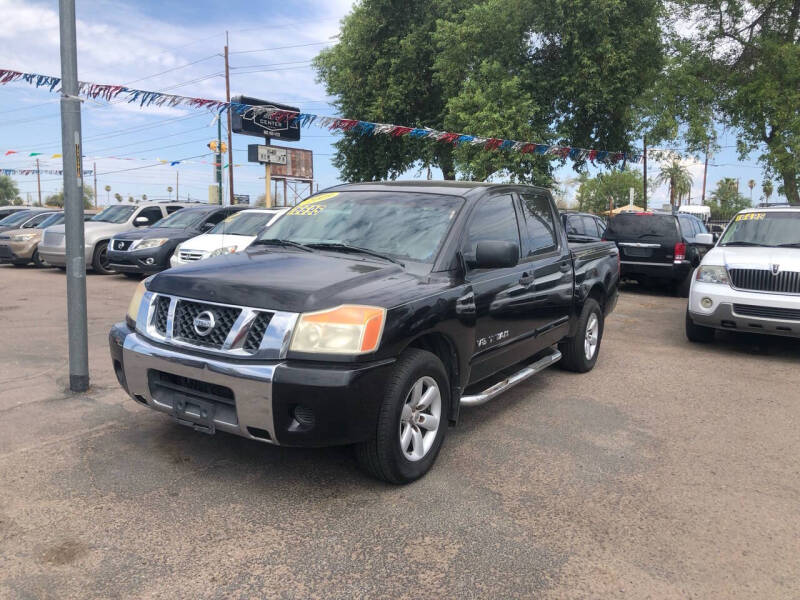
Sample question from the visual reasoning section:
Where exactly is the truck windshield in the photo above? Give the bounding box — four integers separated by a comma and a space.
91, 205, 136, 224
719, 212, 800, 247
211, 211, 277, 236
256, 191, 463, 263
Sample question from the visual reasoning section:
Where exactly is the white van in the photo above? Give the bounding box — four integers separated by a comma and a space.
170, 207, 287, 267
678, 205, 711, 224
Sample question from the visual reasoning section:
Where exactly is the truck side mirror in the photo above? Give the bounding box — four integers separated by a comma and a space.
695, 233, 714, 245
133, 216, 150, 226
475, 241, 519, 269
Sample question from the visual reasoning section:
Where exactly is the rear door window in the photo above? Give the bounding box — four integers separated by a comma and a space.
520, 193, 558, 256
565, 216, 584, 236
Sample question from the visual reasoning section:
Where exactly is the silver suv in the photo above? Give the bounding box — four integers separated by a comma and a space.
39, 202, 194, 274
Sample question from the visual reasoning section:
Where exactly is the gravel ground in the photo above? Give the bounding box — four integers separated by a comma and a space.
1, 264, 798, 599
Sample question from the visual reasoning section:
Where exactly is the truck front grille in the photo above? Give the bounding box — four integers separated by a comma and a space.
152, 296, 170, 335
148, 370, 235, 406
173, 299, 240, 349
729, 268, 800, 294
243, 311, 273, 352
733, 304, 800, 321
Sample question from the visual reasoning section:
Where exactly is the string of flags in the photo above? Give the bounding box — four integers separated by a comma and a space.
0, 68, 642, 165
1, 168, 93, 176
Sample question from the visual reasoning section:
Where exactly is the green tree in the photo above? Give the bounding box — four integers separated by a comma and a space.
13, 197, 23, 206
45, 187, 94, 210
706, 177, 751, 218
114, 192, 122, 203
0, 175, 19, 206
575, 169, 645, 214
762, 179, 774, 204
670, 0, 800, 204
655, 160, 693, 207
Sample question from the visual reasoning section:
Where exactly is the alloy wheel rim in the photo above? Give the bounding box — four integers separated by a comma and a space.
584, 313, 599, 360
399, 376, 441, 462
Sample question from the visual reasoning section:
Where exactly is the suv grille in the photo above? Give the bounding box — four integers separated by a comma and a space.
729, 268, 800, 294
152, 296, 170, 335
243, 312, 273, 352
173, 300, 240, 349
733, 304, 800, 321
113, 239, 133, 251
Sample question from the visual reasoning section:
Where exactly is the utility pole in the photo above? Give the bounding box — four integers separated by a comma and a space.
224, 32, 234, 206
58, 0, 89, 393
216, 117, 223, 205
176, 171, 179, 201
642, 136, 648, 211
701, 142, 709, 206
264, 138, 272, 207
93, 161, 97, 208
35, 158, 42, 206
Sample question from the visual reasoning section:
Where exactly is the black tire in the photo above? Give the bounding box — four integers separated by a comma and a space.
91, 241, 115, 274
31, 249, 44, 267
355, 349, 450, 484
685, 308, 715, 343
558, 298, 604, 373
122, 272, 142, 279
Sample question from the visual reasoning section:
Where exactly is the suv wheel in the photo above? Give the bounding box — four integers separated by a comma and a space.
356, 349, 449, 484
685, 308, 715, 343
558, 298, 604, 372
31, 249, 45, 267
91, 241, 115, 275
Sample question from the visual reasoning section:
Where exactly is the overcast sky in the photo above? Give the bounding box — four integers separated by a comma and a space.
0, 0, 770, 208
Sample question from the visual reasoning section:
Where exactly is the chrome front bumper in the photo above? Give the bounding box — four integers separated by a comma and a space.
122, 331, 281, 443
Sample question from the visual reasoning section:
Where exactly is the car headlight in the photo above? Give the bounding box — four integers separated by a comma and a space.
696, 265, 729, 284
209, 245, 238, 257
126, 279, 148, 324
290, 305, 386, 354
132, 238, 168, 250
10, 233, 37, 242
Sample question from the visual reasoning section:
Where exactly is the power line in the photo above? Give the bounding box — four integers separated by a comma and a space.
230, 59, 314, 70
122, 54, 220, 85
229, 40, 332, 55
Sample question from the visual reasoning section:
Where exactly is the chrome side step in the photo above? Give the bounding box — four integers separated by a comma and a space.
460, 348, 562, 407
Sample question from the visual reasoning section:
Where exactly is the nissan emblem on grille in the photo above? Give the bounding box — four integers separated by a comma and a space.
193, 311, 216, 336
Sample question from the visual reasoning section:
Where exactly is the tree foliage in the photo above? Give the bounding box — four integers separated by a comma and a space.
705, 177, 751, 217
575, 169, 646, 214
0, 175, 19, 206
45, 186, 94, 209
655, 160, 693, 206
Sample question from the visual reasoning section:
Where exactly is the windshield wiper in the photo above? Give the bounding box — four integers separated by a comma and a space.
307, 242, 405, 266
252, 238, 313, 252
720, 241, 771, 247
775, 242, 800, 248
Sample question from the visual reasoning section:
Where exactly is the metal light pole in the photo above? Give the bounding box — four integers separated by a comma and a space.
58, 0, 89, 392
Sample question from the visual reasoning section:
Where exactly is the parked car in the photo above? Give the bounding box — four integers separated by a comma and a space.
0, 210, 96, 267
107, 204, 246, 276
39, 202, 192, 274
0, 208, 59, 234
560, 211, 607, 242
110, 182, 619, 483
170, 207, 288, 267
686, 207, 800, 342
0, 206, 31, 221
604, 211, 714, 296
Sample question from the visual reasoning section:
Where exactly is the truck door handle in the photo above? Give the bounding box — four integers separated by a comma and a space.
519, 273, 535, 286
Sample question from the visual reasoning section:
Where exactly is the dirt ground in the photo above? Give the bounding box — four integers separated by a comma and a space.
1, 264, 798, 599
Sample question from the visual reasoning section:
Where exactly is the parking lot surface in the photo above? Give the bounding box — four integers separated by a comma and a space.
1, 265, 799, 599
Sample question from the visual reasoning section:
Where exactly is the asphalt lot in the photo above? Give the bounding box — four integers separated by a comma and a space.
1, 264, 799, 599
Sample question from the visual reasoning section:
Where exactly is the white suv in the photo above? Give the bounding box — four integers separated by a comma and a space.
686, 207, 800, 342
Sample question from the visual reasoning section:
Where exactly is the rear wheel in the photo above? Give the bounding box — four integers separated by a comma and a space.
91, 241, 115, 274
559, 298, 604, 373
685, 308, 715, 343
355, 349, 449, 484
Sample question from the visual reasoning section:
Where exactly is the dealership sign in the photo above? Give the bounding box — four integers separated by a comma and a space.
231, 96, 301, 141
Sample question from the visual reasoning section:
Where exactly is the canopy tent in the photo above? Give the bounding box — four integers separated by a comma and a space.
604, 204, 645, 216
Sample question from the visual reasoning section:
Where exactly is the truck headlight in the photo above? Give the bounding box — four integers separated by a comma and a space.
696, 265, 729, 284
290, 305, 386, 354
126, 280, 148, 325
132, 238, 168, 250
209, 245, 237, 257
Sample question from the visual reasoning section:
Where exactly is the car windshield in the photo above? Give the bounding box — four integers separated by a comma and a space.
152, 208, 207, 229
0, 210, 35, 227
719, 212, 800, 247
211, 211, 277, 236
604, 214, 679, 240
256, 191, 463, 263
35, 213, 65, 229
91, 205, 137, 223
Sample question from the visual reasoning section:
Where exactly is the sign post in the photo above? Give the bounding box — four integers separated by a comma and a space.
248, 144, 288, 208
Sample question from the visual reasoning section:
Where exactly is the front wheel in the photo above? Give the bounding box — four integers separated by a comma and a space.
685, 309, 715, 343
356, 349, 449, 484
91, 241, 115, 274
558, 298, 604, 373
31, 248, 45, 267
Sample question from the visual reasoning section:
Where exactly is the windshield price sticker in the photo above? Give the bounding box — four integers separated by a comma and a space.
288, 204, 326, 216
735, 212, 766, 221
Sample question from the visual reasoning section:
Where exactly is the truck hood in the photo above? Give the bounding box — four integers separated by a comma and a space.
46, 221, 129, 241
149, 247, 448, 313
178, 232, 255, 253
113, 227, 191, 241
705, 246, 800, 271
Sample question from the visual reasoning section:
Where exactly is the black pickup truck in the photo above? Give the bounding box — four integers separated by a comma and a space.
109, 182, 619, 483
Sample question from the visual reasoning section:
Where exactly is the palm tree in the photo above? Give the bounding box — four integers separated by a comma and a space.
104, 184, 111, 204
141, 194, 147, 203
656, 160, 693, 207
167, 186, 173, 200
747, 179, 755, 202
114, 193, 122, 203
762, 180, 774, 205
